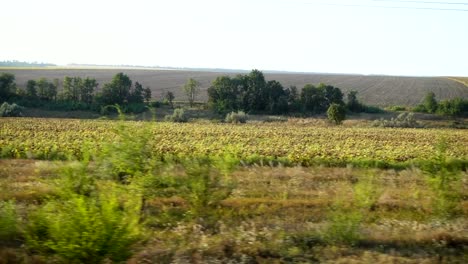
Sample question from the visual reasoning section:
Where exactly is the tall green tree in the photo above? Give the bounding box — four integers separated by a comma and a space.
266, 80, 288, 114
0, 73, 16, 101
207, 76, 239, 113
26, 80, 38, 99
129, 81, 144, 104
346, 90, 362, 112
143, 87, 152, 103
301, 84, 322, 113
243, 69, 267, 111
101, 73, 132, 105
37, 78, 49, 100
164, 91, 175, 108
81, 78, 98, 104
423, 91, 438, 113
319, 83, 344, 109
183, 78, 200, 107
63, 76, 81, 102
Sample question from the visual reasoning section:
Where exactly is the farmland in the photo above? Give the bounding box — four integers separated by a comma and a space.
1, 118, 467, 167
1, 117, 468, 263
3, 68, 468, 107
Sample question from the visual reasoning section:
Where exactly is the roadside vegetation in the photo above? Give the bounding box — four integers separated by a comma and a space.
0, 117, 467, 263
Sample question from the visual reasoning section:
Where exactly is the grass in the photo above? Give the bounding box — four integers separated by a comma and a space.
0, 159, 466, 263
0, 116, 467, 262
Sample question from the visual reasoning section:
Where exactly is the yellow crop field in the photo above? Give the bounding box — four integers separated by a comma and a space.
1, 118, 467, 167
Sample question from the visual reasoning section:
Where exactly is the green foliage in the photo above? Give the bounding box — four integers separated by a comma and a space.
179, 159, 233, 222
412, 104, 427, 113
323, 208, 362, 245
183, 78, 200, 108
0, 200, 19, 243
100, 73, 132, 105
0, 72, 16, 101
387, 105, 407, 111
165, 108, 188, 123
437, 97, 468, 117
302, 83, 344, 114
423, 91, 438, 114
36, 78, 57, 101
26, 79, 38, 99
97, 117, 154, 182
0, 102, 23, 117
225, 111, 248, 124
372, 112, 423, 128
346, 90, 363, 112
25, 185, 143, 263
423, 138, 462, 218
164, 91, 175, 108
327, 103, 346, 124
143, 86, 152, 103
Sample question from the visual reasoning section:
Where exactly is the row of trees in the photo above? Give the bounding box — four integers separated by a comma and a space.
416, 92, 468, 117
207, 69, 361, 115
0, 72, 152, 112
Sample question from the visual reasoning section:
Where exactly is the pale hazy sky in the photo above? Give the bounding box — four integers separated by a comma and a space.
1, 0, 467, 76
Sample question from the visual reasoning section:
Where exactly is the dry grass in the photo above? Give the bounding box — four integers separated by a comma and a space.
1, 159, 467, 263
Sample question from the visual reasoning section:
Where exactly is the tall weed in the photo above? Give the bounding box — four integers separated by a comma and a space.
25, 184, 143, 263
0, 200, 20, 243
424, 138, 462, 218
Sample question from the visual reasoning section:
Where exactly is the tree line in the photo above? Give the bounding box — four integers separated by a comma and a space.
414, 91, 468, 117
207, 69, 368, 116
0, 72, 151, 113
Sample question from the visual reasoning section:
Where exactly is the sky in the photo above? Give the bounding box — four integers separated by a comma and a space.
1, 0, 467, 76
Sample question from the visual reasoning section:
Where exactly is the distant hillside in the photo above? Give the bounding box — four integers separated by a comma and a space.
2, 68, 468, 107
0, 60, 56, 67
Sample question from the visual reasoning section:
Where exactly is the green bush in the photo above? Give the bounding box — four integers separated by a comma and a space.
97, 121, 154, 182
412, 104, 427, 113
362, 105, 384, 113
372, 112, 423, 128
165, 108, 188, 122
124, 103, 147, 114
25, 185, 143, 263
327, 104, 346, 124
423, 139, 462, 218
0, 200, 19, 243
225, 111, 248, 124
387, 105, 406, 111
437, 98, 468, 117
0, 102, 23, 117
323, 209, 362, 245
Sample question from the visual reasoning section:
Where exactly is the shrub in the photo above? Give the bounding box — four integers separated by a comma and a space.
225, 111, 248, 124
165, 108, 188, 123
423, 139, 462, 218
327, 104, 346, 124
387, 105, 406, 111
25, 185, 143, 263
0, 200, 19, 243
0, 102, 23, 117
362, 105, 384, 113
323, 208, 362, 245
372, 112, 423, 128
437, 98, 468, 117
149, 101, 162, 108
412, 104, 427, 113
124, 103, 147, 114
